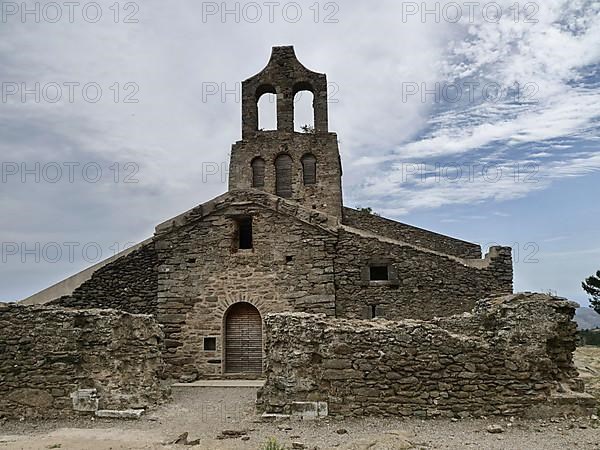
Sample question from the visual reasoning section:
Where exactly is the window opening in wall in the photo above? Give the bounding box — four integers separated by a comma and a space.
258, 92, 277, 130
294, 89, 314, 132
369, 265, 389, 281
370, 305, 378, 319
203, 337, 217, 351
236, 217, 253, 250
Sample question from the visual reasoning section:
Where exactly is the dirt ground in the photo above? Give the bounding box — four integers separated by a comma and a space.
1, 347, 599, 450
574, 346, 600, 400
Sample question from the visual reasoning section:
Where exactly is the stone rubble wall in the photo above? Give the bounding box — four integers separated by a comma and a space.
49, 241, 158, 315
0, 305, 167, 419
342, 207, 482, 259
259, 293, 596, 418
334, 228, 513, 320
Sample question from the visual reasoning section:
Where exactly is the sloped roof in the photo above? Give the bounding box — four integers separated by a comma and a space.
154, 189, 340, 237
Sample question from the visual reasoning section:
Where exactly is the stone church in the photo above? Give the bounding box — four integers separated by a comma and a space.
24, 46, 513, 382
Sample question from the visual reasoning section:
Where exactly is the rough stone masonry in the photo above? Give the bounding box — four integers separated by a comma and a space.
258, 293, 597, 418
0, 304, 167, 419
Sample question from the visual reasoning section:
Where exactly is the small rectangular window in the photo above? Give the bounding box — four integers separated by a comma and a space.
236, 217, 253, 250
370, 305, 378, 319
203, 337, 216, 351
369, 265, 389, 281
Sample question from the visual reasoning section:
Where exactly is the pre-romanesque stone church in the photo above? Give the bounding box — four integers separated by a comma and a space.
24, 46, 513, 382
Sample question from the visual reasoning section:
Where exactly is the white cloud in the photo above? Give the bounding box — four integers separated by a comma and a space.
348, 0, 600, 212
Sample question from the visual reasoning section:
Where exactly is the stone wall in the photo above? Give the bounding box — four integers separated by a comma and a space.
0, 305, 166, 419
259, 293, 596, 418
49, 241, 158, 315
155, 190, 338, 380
334, 228, 513, 320
229, 132, 343, 218
342, 207, 482, 259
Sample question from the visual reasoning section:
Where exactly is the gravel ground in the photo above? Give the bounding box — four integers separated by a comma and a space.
0, 386, 599, 450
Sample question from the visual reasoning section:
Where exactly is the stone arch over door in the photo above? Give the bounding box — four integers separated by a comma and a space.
223, 302, 263, 374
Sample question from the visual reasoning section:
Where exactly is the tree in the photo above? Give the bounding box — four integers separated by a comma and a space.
582, 270, 600, 314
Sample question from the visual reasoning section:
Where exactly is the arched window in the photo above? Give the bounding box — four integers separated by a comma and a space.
251, 157, 265, 188
293, 82, 315, 133
256, 85, 277, 131
294, 90, 314, 133
301, 154, 317, 185
275, 154, 293, 198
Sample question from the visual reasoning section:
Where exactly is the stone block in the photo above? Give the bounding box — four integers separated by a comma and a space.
290, 401, 328, 420
95, 409, 145, 420
71, 389, 99, 412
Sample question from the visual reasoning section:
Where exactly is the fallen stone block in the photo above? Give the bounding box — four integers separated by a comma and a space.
71, 389, 98, 413
291, 401, 328, 420
95, 409, 145, 420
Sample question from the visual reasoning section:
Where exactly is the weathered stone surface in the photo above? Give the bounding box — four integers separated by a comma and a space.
334, 228, 513, 321
258, 293, 596, 418
48, 242, 157, 315
95, 409, 145, 419
0, 305, 168, 419
154, 190, 339, 380
71, 389, 99, 412
342, 207, 481, 259
290, 401, 328, 420
7, 388, 54, 409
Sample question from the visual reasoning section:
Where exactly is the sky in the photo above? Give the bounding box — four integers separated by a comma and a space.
1, 0, 599, 305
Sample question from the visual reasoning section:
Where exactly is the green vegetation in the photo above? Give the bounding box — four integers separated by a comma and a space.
259, 437, 287, 450
582, 270, 600, 314
300, 124, 315, 133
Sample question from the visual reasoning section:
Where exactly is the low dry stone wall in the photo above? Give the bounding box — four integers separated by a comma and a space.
259, 293, 596, 418
0, 305, 167, 419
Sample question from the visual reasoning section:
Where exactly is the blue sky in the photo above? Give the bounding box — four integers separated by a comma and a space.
1, 0, 599, 305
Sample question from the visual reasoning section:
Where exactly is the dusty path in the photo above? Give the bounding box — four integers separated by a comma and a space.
1, 386, 599, 450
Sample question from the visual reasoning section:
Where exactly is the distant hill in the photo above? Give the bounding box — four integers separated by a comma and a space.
576, 307, 600, 330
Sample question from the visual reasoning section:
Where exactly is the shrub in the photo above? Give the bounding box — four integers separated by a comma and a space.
260, 437, 287, 450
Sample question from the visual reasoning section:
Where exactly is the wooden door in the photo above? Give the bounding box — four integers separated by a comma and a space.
225, 303, 263, 374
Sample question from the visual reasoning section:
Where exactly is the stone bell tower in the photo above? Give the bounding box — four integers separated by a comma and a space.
228, 46, 343, 218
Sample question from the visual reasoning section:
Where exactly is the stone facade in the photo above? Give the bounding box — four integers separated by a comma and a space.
334, 228, 513, 320
258, 293, 597, 418
154, 190, 339, 380
49, 241, 157, 315
229, 132, 343, 218
0, 304, 166, 419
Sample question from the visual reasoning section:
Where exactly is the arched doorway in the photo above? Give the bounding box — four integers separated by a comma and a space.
224, 302, 263, 374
